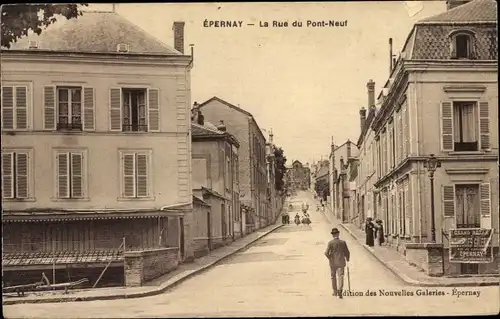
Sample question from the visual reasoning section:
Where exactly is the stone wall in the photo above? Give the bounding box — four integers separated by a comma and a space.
124, 247, 179, 287
405, 243, 499, 276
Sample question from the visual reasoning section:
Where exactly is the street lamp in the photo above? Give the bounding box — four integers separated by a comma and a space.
423, 154, 441, 243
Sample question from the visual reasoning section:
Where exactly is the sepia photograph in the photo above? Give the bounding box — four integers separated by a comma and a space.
1, 0, 498, 317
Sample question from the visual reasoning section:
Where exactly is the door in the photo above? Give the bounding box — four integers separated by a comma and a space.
179, 217, 185, 259
207, 211, 212, 250
221, 203, 227, 240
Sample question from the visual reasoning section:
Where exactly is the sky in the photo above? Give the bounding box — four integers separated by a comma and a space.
87, 1, 446, 166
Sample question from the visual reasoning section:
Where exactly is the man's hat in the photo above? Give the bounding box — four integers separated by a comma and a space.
331, 228, 340, 235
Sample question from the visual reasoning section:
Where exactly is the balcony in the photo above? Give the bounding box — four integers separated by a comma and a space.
454, 142, 478, 152
57, 122, 83, 131
122, 124, 148, 132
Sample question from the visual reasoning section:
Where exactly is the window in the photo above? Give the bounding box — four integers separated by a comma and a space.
57, 87, 82, 130
1, 151, 30, 199
56, 151, 85, 199
123, 89, 147, 132
452, 34, 473, 59
225, 157, 231, 189
441, 101, 490, 152
109, 88, 160, 132
1, 86, 28, 130
453, 102, 478, 151
443, 183, 491, 229
121, 152, 150, 198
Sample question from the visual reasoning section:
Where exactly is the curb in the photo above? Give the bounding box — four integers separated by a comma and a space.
3, 224, 284, 305
338, 223, 499, 288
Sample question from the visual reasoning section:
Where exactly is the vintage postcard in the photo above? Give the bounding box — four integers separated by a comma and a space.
1, 1, 499, 317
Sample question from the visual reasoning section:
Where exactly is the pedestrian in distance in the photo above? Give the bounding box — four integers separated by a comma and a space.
375, 219, 385, 246
365, 217, 375, 247
294, 213, 301, 225
324, 228, 350, 299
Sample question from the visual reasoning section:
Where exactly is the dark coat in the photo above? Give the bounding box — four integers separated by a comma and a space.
325, 238, 350, 268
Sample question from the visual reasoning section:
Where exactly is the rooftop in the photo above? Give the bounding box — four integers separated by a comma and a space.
418, 0, 497, 24
6, 11, 181, 55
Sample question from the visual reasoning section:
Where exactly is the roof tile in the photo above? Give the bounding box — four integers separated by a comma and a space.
419, 0, 497, 23
7, 11, 180, 55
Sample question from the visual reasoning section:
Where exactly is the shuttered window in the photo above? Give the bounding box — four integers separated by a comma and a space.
1, 86, 28, 130
121, 152, 150, 198
56, 151, 85, 199
1, 151, 30, 199
112, 88, 160, 132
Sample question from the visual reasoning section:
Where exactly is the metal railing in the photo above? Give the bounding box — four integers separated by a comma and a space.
3, 239, 126, 254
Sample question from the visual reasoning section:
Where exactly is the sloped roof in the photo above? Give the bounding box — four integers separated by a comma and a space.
192, 122, 225, 137
316, 166, 329, 179
193, 195, 210, 207
418, 0, 497, 23
6, 11, 181, 55
198, 96, 252, 117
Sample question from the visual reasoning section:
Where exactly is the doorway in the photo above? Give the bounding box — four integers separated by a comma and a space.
179, 217, 185, 259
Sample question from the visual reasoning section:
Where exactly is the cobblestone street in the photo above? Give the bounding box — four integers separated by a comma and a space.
4, 193, 499, 318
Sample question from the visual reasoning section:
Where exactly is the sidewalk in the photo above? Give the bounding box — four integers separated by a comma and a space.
3, 223, 284, 305
305, 191, 499, 287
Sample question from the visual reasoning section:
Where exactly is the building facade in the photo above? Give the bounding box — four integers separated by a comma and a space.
1, 12, 194, 286
329, 140, 358, 221
354, 80, 379, 228
286, 160, 311, 191
369, 0, 498, 275
198, 97, 269, 231
191, 108, 241, 252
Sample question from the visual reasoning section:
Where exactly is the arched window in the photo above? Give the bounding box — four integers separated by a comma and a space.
450, 31, 475, 59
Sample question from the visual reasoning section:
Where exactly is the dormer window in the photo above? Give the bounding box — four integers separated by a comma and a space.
456, 34, 470, 58
450, 31, 475, 59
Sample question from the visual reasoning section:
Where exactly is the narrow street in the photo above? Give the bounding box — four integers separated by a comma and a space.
4, 192, 497, 317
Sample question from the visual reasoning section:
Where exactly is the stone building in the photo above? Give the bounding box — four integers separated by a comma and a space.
1, 12, 194, 287
329, 140, 358, 222
368, 0, 498, 276
191, 106, 241, 255
197, 97, 269, 231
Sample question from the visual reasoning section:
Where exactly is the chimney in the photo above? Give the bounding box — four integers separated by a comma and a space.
367, 79, 375, 108
360, 107, 367, 132
446, 0, 471, 10
216, 120, 226, 132
191, 102, 204, 125
269, 128, 274, 143
346, 140, 352, 159
389, 38, 393, 74
173, 21, 185, 54
340, 156, 345, 170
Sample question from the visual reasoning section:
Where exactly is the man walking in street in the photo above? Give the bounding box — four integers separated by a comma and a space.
324, 227, 350, 299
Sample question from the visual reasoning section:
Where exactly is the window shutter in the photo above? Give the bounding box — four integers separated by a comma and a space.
2, 86, 14, 130
109, 88, 122, 131
480, 183, 492, 229
478, 102, 490, 150
83, 87, 95, 131
442, 185, 455, 217
404, 106, 410, 157
15, 152, 29, 198
43, 86, 56, 130
147, 88, 160, 132
57, 153, 70, 198
15, 86, 28, 130
136, 154, 149, 197
71, 153, 83, 198
123, 154, 136, 197
440, 102, 454, 151
479, 183, 491, 216
1, 152, 14, 199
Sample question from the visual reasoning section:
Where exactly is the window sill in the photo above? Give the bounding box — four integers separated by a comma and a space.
2, 197, 36, 202
51, 197, 91, 202
447, 151, 488, 155
117, 197, 155, 201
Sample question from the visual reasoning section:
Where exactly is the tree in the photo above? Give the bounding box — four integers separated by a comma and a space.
1, 4, 88, 49
274, 147, 287, 192
315, 179, 329, 201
